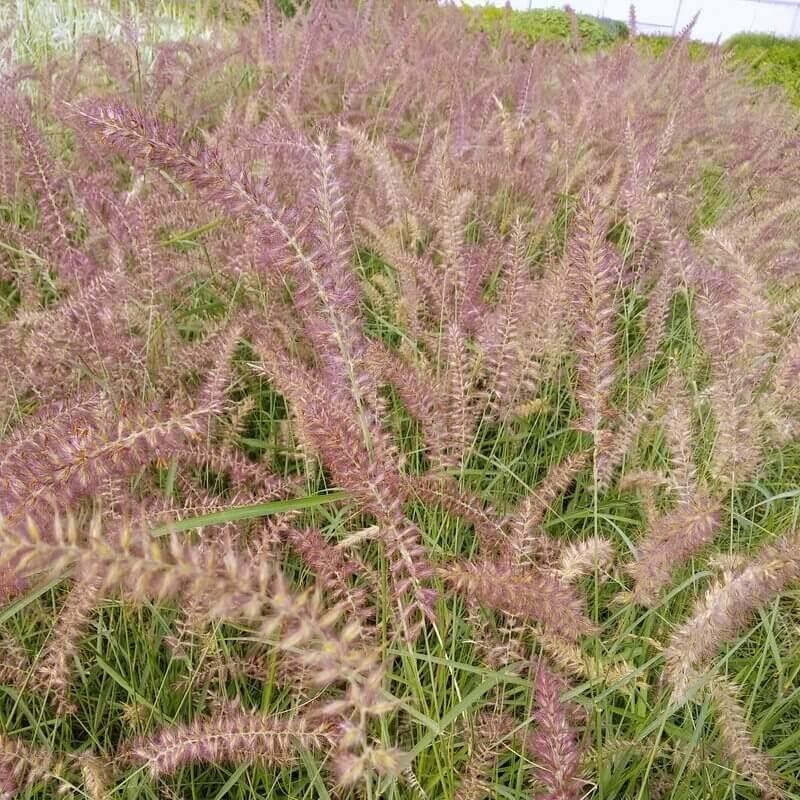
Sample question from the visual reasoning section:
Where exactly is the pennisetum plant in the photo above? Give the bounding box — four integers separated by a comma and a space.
0, 1, 798, 797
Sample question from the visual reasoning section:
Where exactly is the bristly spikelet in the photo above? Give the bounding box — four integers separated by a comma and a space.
0, 628, 30, 692
0, 567, 26, 606
454, 712, 516, 800
6, 98, 96, 283
662, 389, 699, 504
568, 191, 622, 441
0, 514, 382, 700
708, 677, 783, 800
32, 577, 103, 715
557, 535, 615, 583
479, 222, 536, 421
118, 705, 337, 778
0, 734, 63, 799
507, 451, 590, 565
0, 264, 133, 409
628, 492, 721, 606
440, 559, 595, 641
692, 234, 775, 487
250, 346, 436, 642
665, 530, 800, 704
440, 320, 482, 469
464, 605, 529, 673
0, 379, 229, 529
594, 374, 679, 490
529, 660, 585, 800
531, 630, 635, 687
76, 753, 110, 800
283, 524, 376, 630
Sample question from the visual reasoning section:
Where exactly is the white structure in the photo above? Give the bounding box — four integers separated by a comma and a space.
462, 1, 800, 42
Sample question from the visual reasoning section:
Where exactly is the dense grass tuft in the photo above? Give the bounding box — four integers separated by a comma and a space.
0, 2, 799, 799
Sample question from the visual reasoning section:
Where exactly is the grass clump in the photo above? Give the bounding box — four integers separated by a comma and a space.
0, 2, 799, 799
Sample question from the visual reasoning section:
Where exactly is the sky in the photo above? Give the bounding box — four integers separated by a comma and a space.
462, 0, 800, 41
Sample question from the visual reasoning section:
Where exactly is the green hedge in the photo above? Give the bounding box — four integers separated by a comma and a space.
724, 33, 800, 106
468, 6, 628, 50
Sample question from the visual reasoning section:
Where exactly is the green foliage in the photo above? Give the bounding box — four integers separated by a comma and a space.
468, 6, 628, 50
725, 33, 800, 106
636, 33, 711, 61
274, 0, 308, 17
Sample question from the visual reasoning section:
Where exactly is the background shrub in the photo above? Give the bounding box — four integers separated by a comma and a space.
468, 5, 628, 49
726, 32, 800, 105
